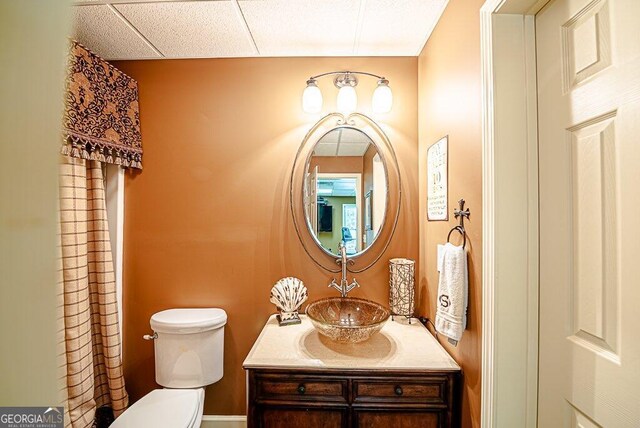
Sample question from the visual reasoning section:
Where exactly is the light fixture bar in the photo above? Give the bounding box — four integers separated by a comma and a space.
334, 72, 358, 89
307, 70, 387, 82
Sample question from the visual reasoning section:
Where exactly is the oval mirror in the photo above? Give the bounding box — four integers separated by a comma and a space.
303, 128, 387, 257
291, 113, 401, 273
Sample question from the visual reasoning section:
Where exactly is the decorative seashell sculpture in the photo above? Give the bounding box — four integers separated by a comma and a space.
270, 277, 308, 326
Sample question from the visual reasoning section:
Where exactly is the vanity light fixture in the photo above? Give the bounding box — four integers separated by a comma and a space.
334, 72, 358, 115
302, 71, 393, 114
372, 79, 393, 114
302, 78, 323, 114
336, 85, 357, 115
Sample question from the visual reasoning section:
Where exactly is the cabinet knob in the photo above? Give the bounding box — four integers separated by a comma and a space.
297, 384, 306, 394
394, 385, 403, 396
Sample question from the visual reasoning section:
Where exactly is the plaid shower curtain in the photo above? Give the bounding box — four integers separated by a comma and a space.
58, 156, 128, 427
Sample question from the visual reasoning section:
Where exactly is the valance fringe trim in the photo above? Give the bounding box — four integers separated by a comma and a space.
61, 133, 143, 170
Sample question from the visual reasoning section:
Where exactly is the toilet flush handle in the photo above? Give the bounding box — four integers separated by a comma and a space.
143, 332, 158, 340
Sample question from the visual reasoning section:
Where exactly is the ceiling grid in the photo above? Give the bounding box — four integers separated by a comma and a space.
107, 4, 165, 57
352, 0, 367, 55
71, 0, 449, 60
230, 0, 260, 55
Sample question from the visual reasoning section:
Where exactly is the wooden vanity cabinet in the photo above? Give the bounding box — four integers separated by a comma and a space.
247, 368, 461, 428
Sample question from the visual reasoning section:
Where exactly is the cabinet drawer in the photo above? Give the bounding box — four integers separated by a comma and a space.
256, 375, 347, 402
353, 378, 447, 404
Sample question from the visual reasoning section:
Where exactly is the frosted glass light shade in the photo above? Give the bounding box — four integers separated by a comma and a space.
302, 81, 323, 113
336, 85, 357, 115
372, 81, 393, 113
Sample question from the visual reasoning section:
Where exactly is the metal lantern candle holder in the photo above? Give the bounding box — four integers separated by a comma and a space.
389, 258, 415, 323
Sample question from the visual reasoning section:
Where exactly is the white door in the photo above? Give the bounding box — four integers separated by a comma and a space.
342, 203, 357, 254
304, 166, 318, 234
372, 153, 387, 234
537, 0, 640, 426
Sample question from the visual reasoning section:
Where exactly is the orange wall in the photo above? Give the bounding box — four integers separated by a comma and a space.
113, 57, 419, 416
363, 143, 376, 197
309, 156, 364, 174
418, 1, 484, 427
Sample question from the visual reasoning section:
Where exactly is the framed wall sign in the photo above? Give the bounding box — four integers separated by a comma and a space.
427, 136, 448, 221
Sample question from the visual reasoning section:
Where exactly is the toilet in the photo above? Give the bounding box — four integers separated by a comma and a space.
112, 308, 227, 428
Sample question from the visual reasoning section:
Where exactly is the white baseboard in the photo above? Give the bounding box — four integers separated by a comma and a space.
200, 415, 247, 428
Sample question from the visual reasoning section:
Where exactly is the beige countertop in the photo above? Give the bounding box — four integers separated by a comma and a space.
243, 314, 461, 372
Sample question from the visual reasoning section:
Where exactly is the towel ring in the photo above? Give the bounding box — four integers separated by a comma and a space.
447, 225, 467, 249
445, 199, 470, 249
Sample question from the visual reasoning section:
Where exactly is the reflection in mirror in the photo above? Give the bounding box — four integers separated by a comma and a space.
304, 127, 387, 257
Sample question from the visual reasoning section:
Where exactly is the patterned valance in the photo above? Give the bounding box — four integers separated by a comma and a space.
62, 41, 143, 169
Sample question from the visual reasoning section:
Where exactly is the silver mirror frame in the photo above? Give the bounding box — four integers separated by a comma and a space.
290, 112, 401, 273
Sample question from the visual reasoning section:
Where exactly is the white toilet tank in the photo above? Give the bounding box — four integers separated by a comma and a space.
150, 308, 227, 388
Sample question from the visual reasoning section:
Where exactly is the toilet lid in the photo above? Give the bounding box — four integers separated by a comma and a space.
112, 388, 204, 428
151, 308, 227, 334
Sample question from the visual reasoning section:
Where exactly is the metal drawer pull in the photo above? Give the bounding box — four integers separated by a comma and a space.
297, 384, 306, 394
394, 385, 403, 396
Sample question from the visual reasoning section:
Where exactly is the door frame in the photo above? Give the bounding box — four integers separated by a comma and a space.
480, 0, 549, 426
316, 172, 363, 252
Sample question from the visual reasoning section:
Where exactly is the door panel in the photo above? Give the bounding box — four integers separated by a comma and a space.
260, 407, 347, 428
537, 0, 640, 426
353, 409, 441, 428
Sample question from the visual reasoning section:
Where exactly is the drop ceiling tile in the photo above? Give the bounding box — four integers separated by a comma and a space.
239, 0, 360, 56
338, 142, 369, 156
357, 0, 448, 56
340, 128, 372, 143
115, 1, 256, 58
319, 131, 340, 144
72, 5, 160, 60
314, 143, 338, 156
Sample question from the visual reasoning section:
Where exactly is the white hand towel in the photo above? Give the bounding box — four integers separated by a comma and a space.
435, 242, 468, 342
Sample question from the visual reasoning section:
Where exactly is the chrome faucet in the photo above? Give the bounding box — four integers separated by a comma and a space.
328, 242, 360, 297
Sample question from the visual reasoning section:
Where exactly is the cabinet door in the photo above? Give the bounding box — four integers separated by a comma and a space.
259, 406, 348, 428
353, 408, 443, 428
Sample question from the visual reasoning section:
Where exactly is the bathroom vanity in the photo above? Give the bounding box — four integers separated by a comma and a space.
244, 315, 461, 428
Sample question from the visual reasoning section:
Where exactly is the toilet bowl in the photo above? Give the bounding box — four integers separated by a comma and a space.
112, 308, 227, 428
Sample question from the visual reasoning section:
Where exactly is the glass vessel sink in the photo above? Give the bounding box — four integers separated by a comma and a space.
306, 297, 390, 343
